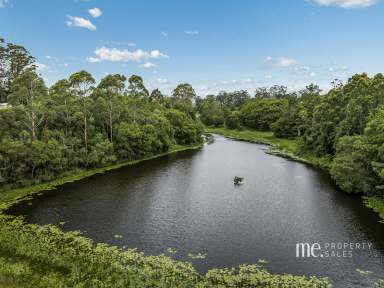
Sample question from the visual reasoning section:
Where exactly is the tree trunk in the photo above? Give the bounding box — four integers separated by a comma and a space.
31, 110, 36, 141
83, 99, 88, 160
109, 98, 113, 144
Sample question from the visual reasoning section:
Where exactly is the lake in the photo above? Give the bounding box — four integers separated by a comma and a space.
9, 135, 384, 287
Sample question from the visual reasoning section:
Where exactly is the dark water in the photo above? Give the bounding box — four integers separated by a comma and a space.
9, 136, 384, 287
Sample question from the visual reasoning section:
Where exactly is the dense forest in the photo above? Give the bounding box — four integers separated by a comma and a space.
197, 80, 384, 200
0, 37, 203, 190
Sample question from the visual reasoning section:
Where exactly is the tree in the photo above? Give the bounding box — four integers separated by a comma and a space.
330, 135, 376, 195
172, 83, 196, 102
166, 109, 203, 145
98, 74, 126, 144
128, 75, 149, 97
216, 90, 250, 110
49, 79, 77, 136
199, 99, 225, 127
149, 88, 164, 102
69, 70, 95, 160
225, 111, 241, 129
8, 69, 47, 141
0, 39, 35, 102
240, 99, 286, 131
254, 87, 270, 99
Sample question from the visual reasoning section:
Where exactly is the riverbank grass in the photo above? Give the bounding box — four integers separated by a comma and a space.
364, 196, 384, 224
205, 127, 331, 168
206, 126, 384, 223
205, 127, 297, 152
0, 143, 203, 211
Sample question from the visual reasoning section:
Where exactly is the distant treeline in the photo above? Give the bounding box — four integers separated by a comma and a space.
197, 79, 384, 197
0, 38, 203, 189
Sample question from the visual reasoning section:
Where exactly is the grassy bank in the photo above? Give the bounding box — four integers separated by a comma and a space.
206, 127, 384, 223
0, 143, 203, 212
0, 142, 332, 288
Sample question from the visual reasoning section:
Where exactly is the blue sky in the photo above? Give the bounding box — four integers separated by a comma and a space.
1, 0, 384, 95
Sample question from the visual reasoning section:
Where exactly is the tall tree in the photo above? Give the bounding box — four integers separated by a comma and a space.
172, 83, 196, 102
128, 75, 148, 98
0, 39, 35, 102
50, 79, 76, 136
8, 69, 47, 141
69, 71, 95, 159
98, 74, 126, 144
149, 88, 163, 102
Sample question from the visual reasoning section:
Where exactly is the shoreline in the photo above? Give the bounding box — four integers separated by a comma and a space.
0, 143, 204, 212
206, 127, 384, 223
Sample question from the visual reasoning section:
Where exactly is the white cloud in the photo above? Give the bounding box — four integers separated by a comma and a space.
88, 47, 168, 63
277, 57, 297, 67
310, 72, 317, 77
128, 42, 136, 47
63, 63, 69, 67
161, 31, 168, 37
264, 56, 273, 63
157, 78, 169, 84
0, 0, 8, 8
139, 62, 158, 69
311, 0, 378, 8
87, 57, 101, 63
89, 7, 102, 18
184, 30, 199, 36
329, 65, 349, 72
265, 74, 272, 79
66, 16, 96, 31
264, 56, 298, 67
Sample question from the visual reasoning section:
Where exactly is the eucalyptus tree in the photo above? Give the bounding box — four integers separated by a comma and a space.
127, 75, 149, 124
49, 79, 77, 136
171, 83, 197, 117
0, 38, 35, 102
98, 74, 126, 144
149, 88, 163, 102
172, 83, 196, 102
8, 69, 47, 141
69, 70, 95, 159
128, 75, 149, 98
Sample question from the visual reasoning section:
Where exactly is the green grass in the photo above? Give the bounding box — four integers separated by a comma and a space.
205, 127, 297, 152
206, 127, 331, 169
364, 196, 384, 224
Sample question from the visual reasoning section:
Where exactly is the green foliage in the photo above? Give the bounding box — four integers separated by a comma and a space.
128, 75, 149, 98
216, 90, 250, 109
149, 88, 163, 102
0, 216, 331, 288
240, 99, 286, 131
199, 99, 225, 127
0, 39, 35, 102
0, 38, 203, 189
225, 111, 241, 129
166, 109, 203, 145
330, 136, 376, 194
